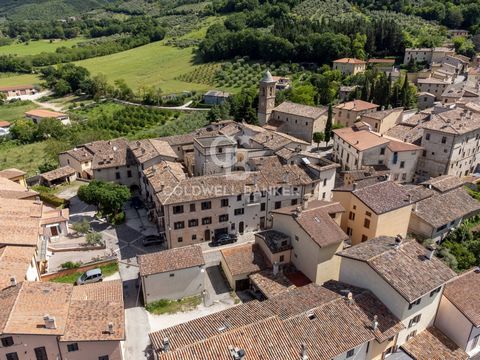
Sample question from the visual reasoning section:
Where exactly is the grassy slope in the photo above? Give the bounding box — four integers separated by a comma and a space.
0, 73, 41, 86
74, 41, 209, 94
0, 101, 38, 121
0, 141, 50, 175
0, 38, 84, 56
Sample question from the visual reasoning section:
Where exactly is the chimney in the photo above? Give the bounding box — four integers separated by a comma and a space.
346, 292, 354, 305
273, 261, 279, 276
352, 182, 358, 191
43, 315, 56, 329
406, 194, 412, 203
229, 346, 246, 360
412, 202, 418, 212
108, 322, 114, 334
371, 315, 379, 331
426, 245, 436, 260
162, 337, 170, 353
253, 174, 257, 186
283, 171, 290, 183
300, 343, 308, 360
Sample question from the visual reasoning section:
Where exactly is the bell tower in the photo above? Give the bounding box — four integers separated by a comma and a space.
258, 70, 276, 126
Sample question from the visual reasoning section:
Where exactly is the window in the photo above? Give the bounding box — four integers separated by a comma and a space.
425, 133, 430, 140
430, 287, 441, 297
67, 343, 79, 352
408, 314, 421, 328
127, 170, 132, 178
177, 237, 183, 243
349, 212, 355, 220
392, 152, 398, 164
261, 203, 266, 211
441, 136, 447, 144
173, 205, 184, 214
279, 255, 285, 262
34, 347, 48, 360
219, 214, 229, 222
115, 172, 121, 179
365, 211, 371, 217
188, 219, 198, 227
221, 198, 229, 207
346, 349, 355, 358
347, 227, 353, 236
322, 192, 326, 199
364, 218, 370, 229
275, 201, 281, 209
1, 336, 14, 347
99, 356, 109, 360
202, 217, 212, 225
174, 221, 185, 230
291, 199, 298, 206
295, 235, 299, 242
6, 353, 19, 360
192, 235, 197, 240
407, 330, 417, 341
234, 208, 244, 216
400, 161, 405, 169
361, 235, 368, 242
422, 150, 427, 157
201, 201, 211, 210
323, 178, 327, 186
190, 204, 196, 212
218, 147, 223, 153
408, 298, 421, 310
402, 173, 407, 181
237, 194, 242, 201
380, 147, 385, 155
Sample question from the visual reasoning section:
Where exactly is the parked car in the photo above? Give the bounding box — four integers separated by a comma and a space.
76, 268, 103, 285
142, 234, 165, 246
210, 233, 237, 247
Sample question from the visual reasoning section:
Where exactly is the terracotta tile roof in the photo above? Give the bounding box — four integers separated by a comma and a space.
0, 284, 20, 334
61, 299, 125, 342
334, 57, 366, 64
251, 131, 308, 151
421, 175, 466, 193
443, 269, 480, 327
385, 124, 424, 145
221, 243, 267, 277
362, 107, 403, 121
130, 139, 179, 164
272, 201, 348, 248
335, 99, 378, 112
283, 298, 375, 359
143, 160, 186, 195
0, 177, 38, 199
249, 270, 295, 298
263, 283, 339, 320
386, 139, 422, 152
338, 237, 456, 302
333, 128, 389, 151
422, 108, 480, 134
402, 327, 468, 360
351, 181, 411, 215
61, 146, 94, 162
368, 58, 395, 64
40, 208, 69, 226
3, 282, 72, 335
0, 246, 36, 290
71, 279, 123, 302
40, 165, 76, 182
138, 245, 205, 276
158, 317, 300, 360
0, 85, 35, 92
85, 138, 134, 169
25, 109, 66, 118
150, 300, 274, 352
273, 101, 327, 119
323, 280, 405, 343
0, 168, 25, 179
417, 77, 449, 84
404, 185, 435, 203
413, 188, 480, 228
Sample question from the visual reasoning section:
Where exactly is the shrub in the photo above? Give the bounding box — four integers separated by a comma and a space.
71, 219, 90, 235
86, 231, 103, 245
61, 261, 81, 269
39, 192, 67, 208
110, 211, 126, 225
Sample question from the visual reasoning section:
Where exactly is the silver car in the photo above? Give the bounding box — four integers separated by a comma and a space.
76, 268, 103, 285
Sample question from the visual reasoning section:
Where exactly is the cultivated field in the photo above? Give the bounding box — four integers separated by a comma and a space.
74, 41, 210, 94
0, 38, 84, 56
0, 141, 50, 175
0, 101, 37, 122
0, 73, 40, 87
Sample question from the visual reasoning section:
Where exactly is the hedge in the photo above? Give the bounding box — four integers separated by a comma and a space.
39, 192, 68, 208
